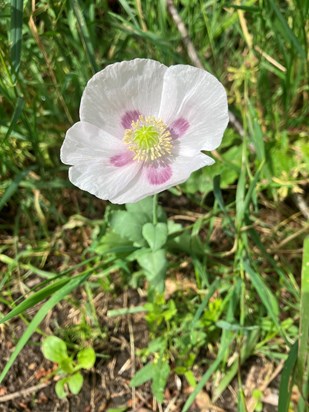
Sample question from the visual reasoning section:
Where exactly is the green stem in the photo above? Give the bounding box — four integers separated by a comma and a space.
153, 194, 158, 225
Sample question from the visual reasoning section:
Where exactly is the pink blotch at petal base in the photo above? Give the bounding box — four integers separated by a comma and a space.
121, 110, 141, 129
110, 152, 134, 167
169, 118, 189, 139
147, 165, 172, 185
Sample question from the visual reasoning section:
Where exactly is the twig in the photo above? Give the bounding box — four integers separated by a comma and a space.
166, 0, 245, 137
246, 360, 284, 412
292, 193, 309, 220
0, 382, 51, 403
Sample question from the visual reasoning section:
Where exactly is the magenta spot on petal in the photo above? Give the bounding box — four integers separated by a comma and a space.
147, 165, 172, 185
169, 118, 189, 139
121, 110, 141, 129
110, 152, 134, 167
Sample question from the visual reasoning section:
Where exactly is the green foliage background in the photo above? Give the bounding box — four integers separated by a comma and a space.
0, 0, 308, 409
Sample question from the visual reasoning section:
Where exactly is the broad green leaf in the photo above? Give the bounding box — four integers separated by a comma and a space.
93, 231, 136, 255
137, 249, 167, 292
41, 336, 68, 363
55, 379, 67, 399
167, 230, 204, 257
59, 358, 74, 374
126, 197, 166, 222
109, 210, 149, 245
67, 372, 83, 395
142, 222, 168, 251
151, 358, 170, 403
77, 347, 96, 369
146, 337, 167, 354
130, 362, 155, 387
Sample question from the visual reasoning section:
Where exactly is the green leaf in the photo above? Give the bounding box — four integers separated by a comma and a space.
109, 210, 149, 245
137, 249, 167, 292
77, 347, 96, 369
151, 358, 170, 403
59, 357, 74, 374
55, 379, 67, 399
41, 336, 68, 363
67, 372, 83, 395
126, 197, 165, 222
142, 222, 168, 251
93, 231, 135, 255
130, 362, 155, 387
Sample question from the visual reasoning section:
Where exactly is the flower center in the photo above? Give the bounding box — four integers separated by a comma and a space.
123, 115, 172, 162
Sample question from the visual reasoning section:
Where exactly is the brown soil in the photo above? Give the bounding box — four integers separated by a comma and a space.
0, 287, 284, 412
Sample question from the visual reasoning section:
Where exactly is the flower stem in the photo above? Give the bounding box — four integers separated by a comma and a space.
153, 194, 158, 225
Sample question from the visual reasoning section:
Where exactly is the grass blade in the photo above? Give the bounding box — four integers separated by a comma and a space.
0, 167, 32, 212
70, 0, 97, 74
297, 236, 309, 403
243, 260, 280, 328
278, 340, 298, 412
267, 0, 306, 58
3, 96, 24, 142
190, 279, 220, 328
10, 0, 23, 74
0, 273, 90, 384
182, 342, 228, 412
0, 277, 70, 323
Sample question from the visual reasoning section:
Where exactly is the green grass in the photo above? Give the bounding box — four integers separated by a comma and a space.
0, 0, 308, 409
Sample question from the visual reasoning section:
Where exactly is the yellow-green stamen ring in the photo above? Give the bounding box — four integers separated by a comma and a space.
123, 115, 172, 162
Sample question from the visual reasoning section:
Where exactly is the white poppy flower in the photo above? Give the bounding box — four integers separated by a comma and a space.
61, 59, 229, 204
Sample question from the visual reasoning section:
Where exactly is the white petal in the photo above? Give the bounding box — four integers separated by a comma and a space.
61, 121, 128, 165
80, 59, 168, 138
60, 121, 142, 200
111, 153, 214, 204
159, 65, 229, 151
68, 160, 141, 201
